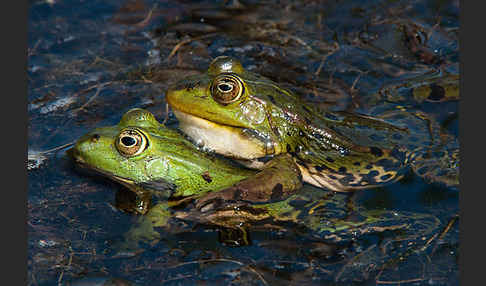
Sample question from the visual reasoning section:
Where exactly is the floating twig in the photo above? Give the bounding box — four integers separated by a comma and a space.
315, 42, 340, 76
166, 33, 219, 62
161, 274, 194, 284
71, 81, 113, 114
420, 232, 439, 252
350, 69, 369, 94
162, 102, 170, 124
89, 56, 119, 68
376, 277, 426, 284
149, 258, 268, 285
246, 265, 268, 286
335, 244, 376, 282
57, 247, 73, 286
32, 142, 75, 155
430, 214, 459, 255
134, 3, 158, 28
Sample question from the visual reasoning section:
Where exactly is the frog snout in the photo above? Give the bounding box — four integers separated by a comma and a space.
67, 147, 84, 164
70, 134, 100, 163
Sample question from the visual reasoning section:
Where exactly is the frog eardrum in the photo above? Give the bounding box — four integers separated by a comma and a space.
210, 73, 244, 105
116, 128, 148, 157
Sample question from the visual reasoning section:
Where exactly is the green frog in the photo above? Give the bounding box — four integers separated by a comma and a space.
69, 108, 439, 248
166, 56, 459, 207
69, 108, 262, 214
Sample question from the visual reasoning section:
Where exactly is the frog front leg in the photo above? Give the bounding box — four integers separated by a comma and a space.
196, 154, 303, 211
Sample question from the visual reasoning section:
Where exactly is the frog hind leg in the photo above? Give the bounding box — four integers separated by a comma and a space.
196, 154, 303, 211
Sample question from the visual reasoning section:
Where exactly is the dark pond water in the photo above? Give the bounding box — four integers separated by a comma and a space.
28, 0, 459, 285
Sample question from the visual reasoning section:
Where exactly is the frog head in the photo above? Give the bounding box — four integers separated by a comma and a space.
167, 56, 309, 160
69, 108, 251, 198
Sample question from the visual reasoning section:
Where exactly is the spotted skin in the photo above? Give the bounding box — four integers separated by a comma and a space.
167, 56, 459, 204
70, 109, 443, 249
378, 73, 459, 105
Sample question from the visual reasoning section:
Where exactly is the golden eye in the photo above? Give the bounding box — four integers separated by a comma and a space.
210, 73, 244, 105
116, 128, 148, 157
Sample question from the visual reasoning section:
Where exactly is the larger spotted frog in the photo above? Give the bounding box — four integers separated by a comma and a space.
167, 56, 459, 206
69, 108, 439, 248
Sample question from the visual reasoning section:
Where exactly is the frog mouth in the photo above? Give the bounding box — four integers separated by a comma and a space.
68, 148, 137, 188
171, 109, 276, 159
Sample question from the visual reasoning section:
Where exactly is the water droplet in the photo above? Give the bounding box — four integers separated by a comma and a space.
240, 100, 265, 124
39, 240, 57, 248
339, 148, 349, 156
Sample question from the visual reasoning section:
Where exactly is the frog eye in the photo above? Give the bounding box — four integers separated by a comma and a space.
210, 74, 245, 105
116, 128, 148, 157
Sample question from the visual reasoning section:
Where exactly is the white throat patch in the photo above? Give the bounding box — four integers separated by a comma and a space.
173, 109, 268, 160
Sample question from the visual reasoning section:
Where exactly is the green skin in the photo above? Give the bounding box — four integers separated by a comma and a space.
70, 108, 258, 213
166, 56, 459, 207
70, 108, 439, 247
70, 108, 302, 213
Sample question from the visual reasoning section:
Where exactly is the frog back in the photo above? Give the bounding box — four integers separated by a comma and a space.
293, 103, 458, 190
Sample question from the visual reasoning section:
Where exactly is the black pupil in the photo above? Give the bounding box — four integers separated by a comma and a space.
121, 136, 136, 146
219, 83, 232, 92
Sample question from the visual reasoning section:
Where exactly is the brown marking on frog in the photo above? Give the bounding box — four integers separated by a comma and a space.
202, 171, 212, 183
270, 183, 284, 200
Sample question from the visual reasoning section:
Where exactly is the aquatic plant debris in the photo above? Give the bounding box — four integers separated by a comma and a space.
28, 0, 459, 284
27, 151, 47, 171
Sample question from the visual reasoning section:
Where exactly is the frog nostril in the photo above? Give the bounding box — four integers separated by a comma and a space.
91, 134, 100, 142
68, 148, 84, 163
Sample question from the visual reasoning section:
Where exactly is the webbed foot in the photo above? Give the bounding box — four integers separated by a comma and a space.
196, 154, 303, 211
